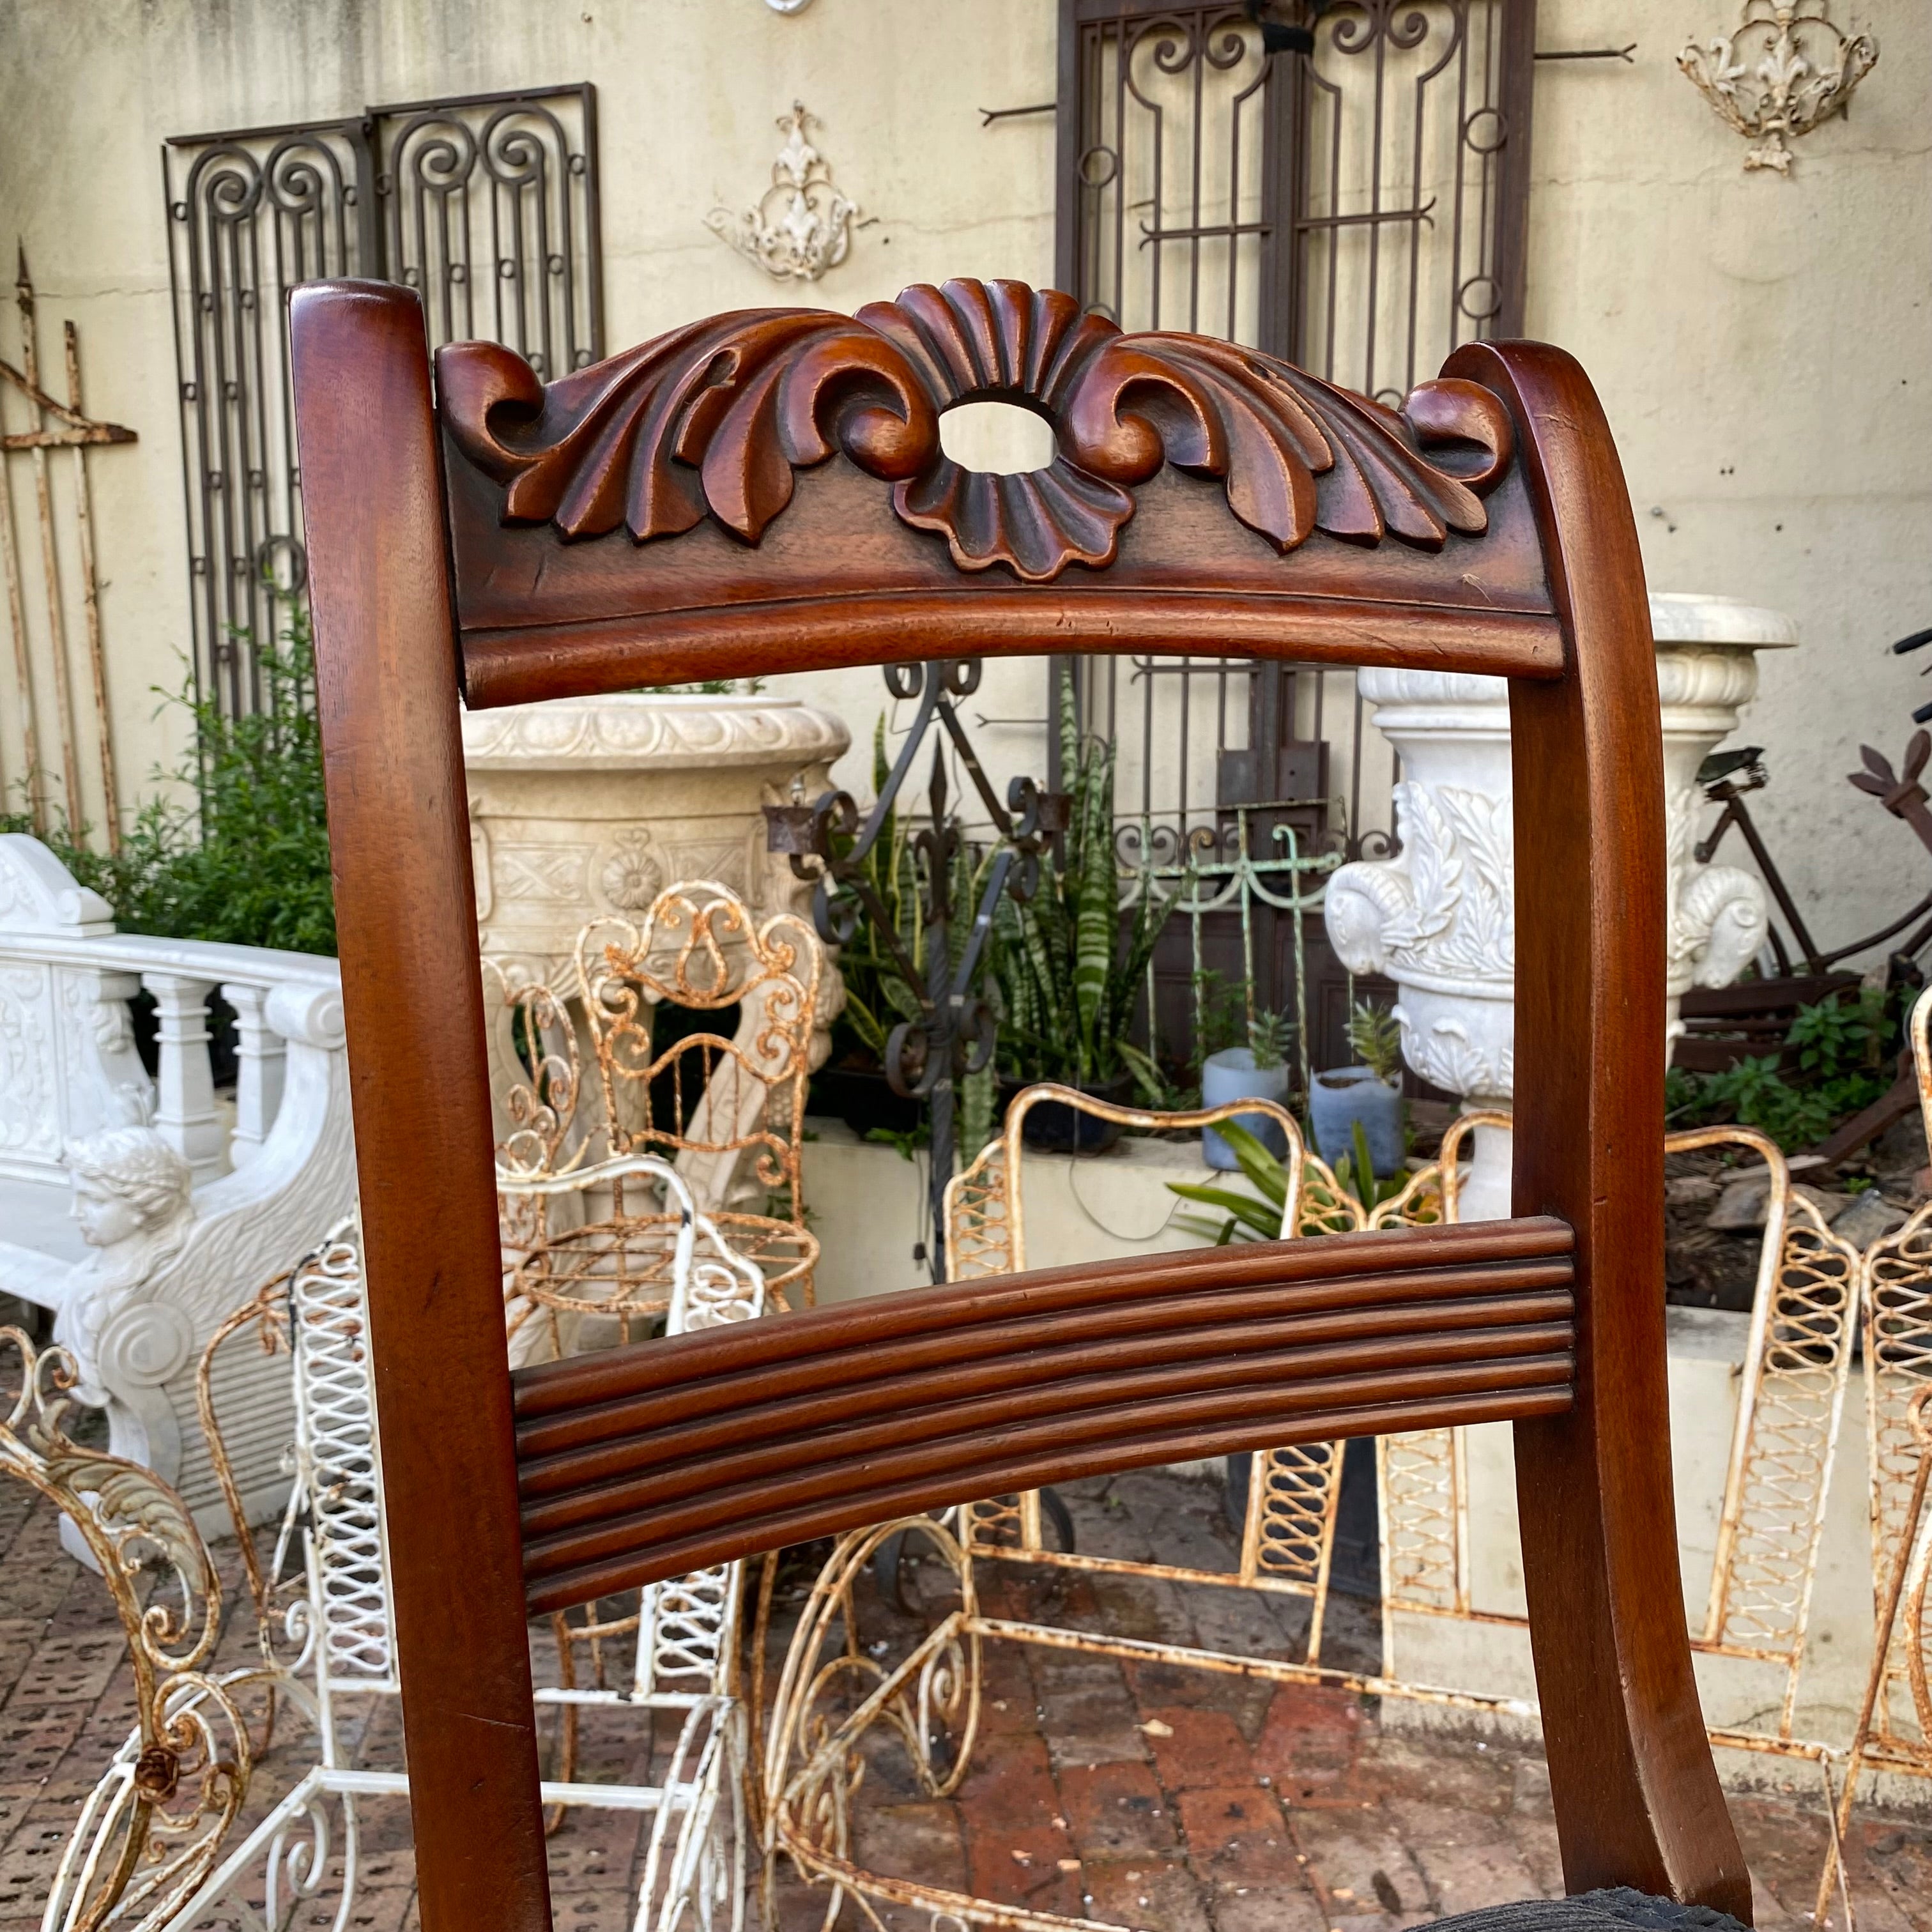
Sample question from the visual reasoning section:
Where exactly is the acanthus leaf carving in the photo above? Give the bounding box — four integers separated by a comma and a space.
440, 276, 1516, 584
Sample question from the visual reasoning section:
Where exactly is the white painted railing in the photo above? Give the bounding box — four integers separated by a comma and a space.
0, 835, 353, 1537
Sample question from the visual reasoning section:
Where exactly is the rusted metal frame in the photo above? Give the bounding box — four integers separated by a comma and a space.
63, 324, 119, 848
0, 266, 135, 843
979, 1613, 1540, 1717
15, 258, 83, 824
763, 1510, 1540, 1932
949, 1094, 1345, 1666
1813, 1387, 1932, 1926
0, 1327, 262, 1932
530, 884, 824, 1319
1680, 1126, 1857, 1743
969, 1543, 1326, 1600
1374, 1117, 1858, 1805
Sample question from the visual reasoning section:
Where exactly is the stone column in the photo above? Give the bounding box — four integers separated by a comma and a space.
1324, 593, 1795, 1220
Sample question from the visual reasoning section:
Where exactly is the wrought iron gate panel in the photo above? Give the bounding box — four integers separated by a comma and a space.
165, 85, 601, 719
1052, 0, 1533, 1077
165, 120, 378, 718
379, 88, 602, 383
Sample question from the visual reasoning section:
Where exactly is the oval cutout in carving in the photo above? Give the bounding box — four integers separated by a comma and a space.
938, 399, 1057, 475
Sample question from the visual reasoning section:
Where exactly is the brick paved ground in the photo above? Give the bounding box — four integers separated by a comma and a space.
2, 1462, 1927, 1932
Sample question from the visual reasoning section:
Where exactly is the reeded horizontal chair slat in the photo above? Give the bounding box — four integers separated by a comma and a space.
514, 1278, 1577, 1511
522, 1377, 1575, 1616
517, 1332, 1576, 1558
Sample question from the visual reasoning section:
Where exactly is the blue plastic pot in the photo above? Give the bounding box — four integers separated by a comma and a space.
1199, 1047, 1291, 1170
1308, 1064, 1404, 1174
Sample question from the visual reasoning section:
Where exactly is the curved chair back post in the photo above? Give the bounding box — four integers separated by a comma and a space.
293, 283, 551, 1932
1457, 341, 1744, 1911
290, 275, 1749, 1930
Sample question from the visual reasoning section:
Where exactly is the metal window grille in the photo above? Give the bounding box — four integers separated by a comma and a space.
164, 84, 602, 718
1050, 0, 1533, 1075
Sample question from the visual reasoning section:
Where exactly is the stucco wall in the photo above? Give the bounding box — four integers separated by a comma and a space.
1526, 0, 1931, 962
1, 0, 1927, 951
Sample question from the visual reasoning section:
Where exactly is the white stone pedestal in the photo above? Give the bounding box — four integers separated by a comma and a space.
1324, 593, 1795, 1220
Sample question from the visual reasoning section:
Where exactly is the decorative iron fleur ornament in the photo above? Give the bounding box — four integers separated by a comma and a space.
706, 100, 858, 282
1678, 1, 1878, 176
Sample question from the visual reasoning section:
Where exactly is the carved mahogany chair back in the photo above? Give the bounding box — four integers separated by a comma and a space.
289, 275, 1751, 1932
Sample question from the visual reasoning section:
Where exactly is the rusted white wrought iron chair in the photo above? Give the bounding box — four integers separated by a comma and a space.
502, 882, 824, 1333
1813, 1386, 1932, 1922
118, 1174, 764, 1932
1810, 983, 1932, 1910
7, 1330, 264, 1932
940, 1084, 1448, 1666
1377, 1121, 1861, 1766
755, 1088, 1485, 1932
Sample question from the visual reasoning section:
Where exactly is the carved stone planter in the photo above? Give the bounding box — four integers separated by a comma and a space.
1325, 593, 1794, 1220
461, 693, 850, 983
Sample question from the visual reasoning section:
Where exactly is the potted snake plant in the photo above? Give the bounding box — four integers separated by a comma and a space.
993, 670, 1165, 1153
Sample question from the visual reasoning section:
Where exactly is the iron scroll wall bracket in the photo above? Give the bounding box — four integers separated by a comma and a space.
765, 658, 1068, 1281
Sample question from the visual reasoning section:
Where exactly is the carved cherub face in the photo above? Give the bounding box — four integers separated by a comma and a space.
72, 1173, 146, 1249
63, 1126, 195, 1251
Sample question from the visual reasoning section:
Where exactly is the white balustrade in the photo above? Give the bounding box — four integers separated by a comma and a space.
0, 833, 354, 1541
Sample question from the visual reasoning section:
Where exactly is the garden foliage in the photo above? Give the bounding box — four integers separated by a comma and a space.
4, 611, 335, 955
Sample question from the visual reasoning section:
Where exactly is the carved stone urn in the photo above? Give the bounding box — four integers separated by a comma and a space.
1324, 592, 1795, 1220
460, 693, 850, 983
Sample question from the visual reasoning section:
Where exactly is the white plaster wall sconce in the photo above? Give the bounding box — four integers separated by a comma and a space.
1678, 1, 1878, 175
707, 100, 858, 282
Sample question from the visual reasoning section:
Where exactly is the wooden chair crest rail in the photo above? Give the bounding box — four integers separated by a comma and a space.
288, 273, 1750, 1932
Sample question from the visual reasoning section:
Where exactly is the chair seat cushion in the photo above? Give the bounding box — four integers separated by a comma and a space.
1434, 1889, 1751, 1932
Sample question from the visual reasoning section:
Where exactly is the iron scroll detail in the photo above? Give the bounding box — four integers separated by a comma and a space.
439, 277, 1514, 584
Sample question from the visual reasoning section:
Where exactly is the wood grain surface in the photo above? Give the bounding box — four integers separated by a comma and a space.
289, 280, 555, 1932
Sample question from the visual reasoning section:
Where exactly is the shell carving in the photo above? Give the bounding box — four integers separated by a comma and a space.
440, 277, 1514, 584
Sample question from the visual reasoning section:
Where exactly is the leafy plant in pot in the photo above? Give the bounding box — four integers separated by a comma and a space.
1308, 1000, 1406, 1176
994, 671, 1165, 1155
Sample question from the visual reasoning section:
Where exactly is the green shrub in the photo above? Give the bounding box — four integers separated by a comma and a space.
4, 611, 335, 955
1664, 986, 1895, 1151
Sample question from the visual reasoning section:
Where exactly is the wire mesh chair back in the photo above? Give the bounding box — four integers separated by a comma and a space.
945, 1089, 1477, 1663
187, 1197, 767, 1932
578, 882, 818, 1173
1375, 1120, 1860, 1747
573, 880, 824, 1310
1858, 985, 1932, 1765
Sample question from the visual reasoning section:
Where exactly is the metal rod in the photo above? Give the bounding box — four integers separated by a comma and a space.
0, 350, 36, 827
979, 102, 1057, 126
65, 321, 118, 852
17, 256, 84, 829
1291, 199, 1436, 233
1534, 44, 1637, 63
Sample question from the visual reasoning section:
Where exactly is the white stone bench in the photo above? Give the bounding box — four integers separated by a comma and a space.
0, 834, 351, 1537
